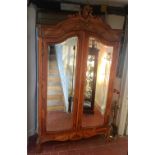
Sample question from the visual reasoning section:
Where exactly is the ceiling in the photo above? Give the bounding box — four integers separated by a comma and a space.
29, 0, 128, 15
52, 0, 128, 6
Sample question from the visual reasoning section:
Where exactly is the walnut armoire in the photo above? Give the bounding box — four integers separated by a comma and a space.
37, 5, 121, 151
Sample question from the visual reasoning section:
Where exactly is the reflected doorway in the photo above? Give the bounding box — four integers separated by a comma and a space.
46, 37, 78, 131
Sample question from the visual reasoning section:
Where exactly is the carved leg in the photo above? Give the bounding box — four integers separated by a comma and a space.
104, 127, 113, 143
36, 137, 42, 153
105, 123, 119, 143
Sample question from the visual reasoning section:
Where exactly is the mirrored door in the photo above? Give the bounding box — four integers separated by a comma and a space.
82, 37, 113, 128
46, 37, 78, 132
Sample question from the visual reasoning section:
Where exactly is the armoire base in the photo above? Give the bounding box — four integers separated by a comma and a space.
36, 126, 111, 152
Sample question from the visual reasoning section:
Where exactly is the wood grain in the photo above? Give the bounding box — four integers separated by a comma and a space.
37, 5, 121, 148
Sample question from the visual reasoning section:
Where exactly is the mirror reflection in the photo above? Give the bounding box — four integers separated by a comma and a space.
46, 37, 77, 131
82, 37, 113, 128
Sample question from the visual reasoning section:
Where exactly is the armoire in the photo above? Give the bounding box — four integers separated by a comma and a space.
37, 5, 121, 150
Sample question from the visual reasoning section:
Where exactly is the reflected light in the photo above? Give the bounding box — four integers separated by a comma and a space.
98, 53, 107, 83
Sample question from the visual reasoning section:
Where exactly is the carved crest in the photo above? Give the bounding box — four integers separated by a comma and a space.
80, 5, 93, 19
70, 5, 96, 21
39, 5, 122, 43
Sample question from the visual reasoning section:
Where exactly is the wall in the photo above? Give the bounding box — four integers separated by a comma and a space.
117, 45, 128, 135
55, 45, 69, 111
106, 14, 125, 29
55, 37, 77, 111
27, 4, 36, 137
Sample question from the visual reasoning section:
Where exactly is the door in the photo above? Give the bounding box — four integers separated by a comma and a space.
77, 35, 118, 129
42, 36, 80, 133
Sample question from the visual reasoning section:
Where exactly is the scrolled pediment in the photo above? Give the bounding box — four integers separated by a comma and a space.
39, 5, 122, 43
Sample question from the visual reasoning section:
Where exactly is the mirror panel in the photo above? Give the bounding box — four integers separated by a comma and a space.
82, 37, 113, 128
46, 37, 77, 131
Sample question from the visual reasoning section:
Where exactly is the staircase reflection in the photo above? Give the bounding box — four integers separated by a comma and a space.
47, 51, 65, 112
46, 37, 77, 132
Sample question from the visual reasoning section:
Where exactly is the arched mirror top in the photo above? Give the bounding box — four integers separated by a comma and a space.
38, 5, 122, 43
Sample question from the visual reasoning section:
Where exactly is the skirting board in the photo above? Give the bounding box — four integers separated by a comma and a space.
27, 128, 36, 137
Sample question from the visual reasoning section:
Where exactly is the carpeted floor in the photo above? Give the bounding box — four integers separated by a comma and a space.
28, 135, 128, 155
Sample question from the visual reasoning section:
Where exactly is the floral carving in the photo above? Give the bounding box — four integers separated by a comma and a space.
80, 5, 93, 19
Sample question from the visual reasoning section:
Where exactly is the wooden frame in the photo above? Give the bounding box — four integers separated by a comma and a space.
37, 5, 121, 149
83, 47, 99, 114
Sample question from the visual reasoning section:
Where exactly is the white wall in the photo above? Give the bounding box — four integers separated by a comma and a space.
106, 14, 125, 29
27, 4, 36, 137
117, 45, 128, 135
